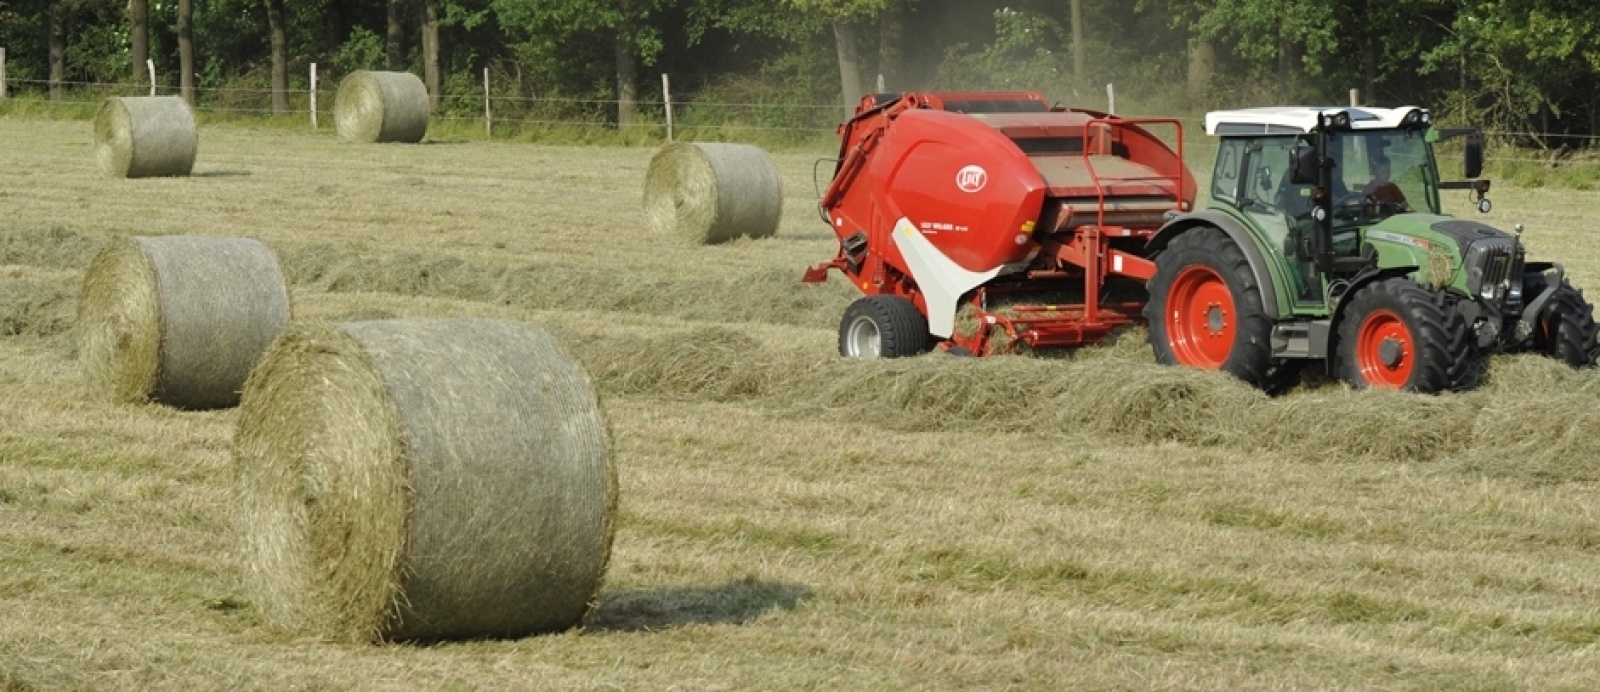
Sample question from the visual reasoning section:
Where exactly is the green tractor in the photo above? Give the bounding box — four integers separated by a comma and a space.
1147, 106, 1599, 393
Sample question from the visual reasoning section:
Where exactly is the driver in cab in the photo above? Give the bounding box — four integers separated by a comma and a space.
1361, 156, 1410, 214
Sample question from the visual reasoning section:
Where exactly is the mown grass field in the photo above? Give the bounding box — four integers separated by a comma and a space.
4, 116, 1600, 689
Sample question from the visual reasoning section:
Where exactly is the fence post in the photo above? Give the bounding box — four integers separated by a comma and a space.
1349, 88, 1360, 107
1106, 83, 1115, 114
1, 48, 7, 100
662, 73, 673, 143
310, 63, 318, 129
483, 67, 492, 138
147, 59, 156, 96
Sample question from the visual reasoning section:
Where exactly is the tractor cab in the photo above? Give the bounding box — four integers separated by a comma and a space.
1202, 106, 1487, 307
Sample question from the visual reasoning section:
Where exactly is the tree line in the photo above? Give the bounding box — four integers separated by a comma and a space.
2, 0, 1599, 145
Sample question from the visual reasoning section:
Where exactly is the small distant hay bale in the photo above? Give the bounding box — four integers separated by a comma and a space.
335, 71, 430, 143
77, 236, 290, 409
644, 142, 783, 244
233, 318, 616, 642
93, 96, 198, 178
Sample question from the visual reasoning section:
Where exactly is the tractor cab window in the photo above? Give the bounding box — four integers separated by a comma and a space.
1235, 137, 1305, 258
1212, 139, 1243, 205
1327, 131, 1437, 219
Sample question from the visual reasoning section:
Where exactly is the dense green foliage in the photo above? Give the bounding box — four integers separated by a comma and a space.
4, 0, 1600, 146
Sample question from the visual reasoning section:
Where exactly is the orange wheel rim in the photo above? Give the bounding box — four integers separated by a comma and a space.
1166, 265, 1234, 368
1355, 309, 1414, 388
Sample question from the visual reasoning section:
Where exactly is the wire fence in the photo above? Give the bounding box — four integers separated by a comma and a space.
0, 71, 854, 141
5, 71, 1600, 166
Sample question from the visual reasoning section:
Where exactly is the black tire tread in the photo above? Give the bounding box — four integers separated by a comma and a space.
1538, 283, 1600, 368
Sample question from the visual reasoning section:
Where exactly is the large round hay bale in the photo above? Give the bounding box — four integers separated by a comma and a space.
334, 70, 430, 144
77, 236, 290, 409
233, 318, 616, 643
644, 142, 783, 244
92, 96, 198, 178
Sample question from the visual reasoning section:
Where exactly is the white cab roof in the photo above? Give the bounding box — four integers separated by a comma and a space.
1205, 106, 1428, 135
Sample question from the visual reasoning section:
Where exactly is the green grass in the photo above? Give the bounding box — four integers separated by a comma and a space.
5, 115, 1600, 688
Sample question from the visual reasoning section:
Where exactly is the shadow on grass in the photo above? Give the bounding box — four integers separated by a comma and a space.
584, 577, 813, 632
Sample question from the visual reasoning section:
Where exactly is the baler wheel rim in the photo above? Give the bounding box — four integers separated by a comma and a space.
844, 313, 883, 358
1352, 308, 1415, 389
1166, 264, 1236, 368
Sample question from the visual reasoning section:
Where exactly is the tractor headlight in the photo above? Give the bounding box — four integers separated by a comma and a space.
1507, 281, 1523, 301
1480, 282, 1498, 301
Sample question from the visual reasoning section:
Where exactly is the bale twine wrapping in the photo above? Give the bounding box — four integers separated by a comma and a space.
77, 236, 290, 408
335, 71, 430, 143
233, 318, 616, 642
644, 142, 783, 244
93, 96, 198, 178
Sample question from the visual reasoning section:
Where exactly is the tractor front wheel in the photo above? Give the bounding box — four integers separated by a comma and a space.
1527, 277, 1600, 368
1336, 279, 1472, 393
1146, 227, 1277, 389
838, 295, 930, 359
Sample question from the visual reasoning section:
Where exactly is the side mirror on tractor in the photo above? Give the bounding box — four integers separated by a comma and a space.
1464, 134, 1484, 179
1288, 143, 1318, 185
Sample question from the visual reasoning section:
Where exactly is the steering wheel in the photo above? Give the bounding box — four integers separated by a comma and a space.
1332, 191, 1370, 219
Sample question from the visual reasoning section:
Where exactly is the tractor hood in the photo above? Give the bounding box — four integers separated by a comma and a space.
1362, 214, 1522, 298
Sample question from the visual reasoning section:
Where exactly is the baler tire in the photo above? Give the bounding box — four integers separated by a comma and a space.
1536, 282, 1600, 368
1145, 227, 1276, 390
1335, 279, 1471, 393
838, 295, 930, 359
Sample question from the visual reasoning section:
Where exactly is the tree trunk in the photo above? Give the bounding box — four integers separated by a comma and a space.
178, 0, 194, 103
832, 18, 864, 118
267, 0, 287, 114
422, 0, 440, 108
1185, 39, 1215, 103
1358, 0, 1376, 100
877, 0, 906, 92
614, 32, 638, 129
48, 0, 64, 101
386, 0, 406, 71
1070, 0, 1085, 92
1276, 27, 1296, 102
130, 0, 149, 87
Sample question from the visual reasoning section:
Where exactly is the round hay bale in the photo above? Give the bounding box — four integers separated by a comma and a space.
233, 318, 616, 642
92, 96, 198, 178
77, 236, 290, 409
644, 142, 783, 244
334, 71, 430, 144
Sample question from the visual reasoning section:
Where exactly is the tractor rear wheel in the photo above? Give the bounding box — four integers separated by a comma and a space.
1336, 278, 1472, 393
1146, 227, 1276, 389
838, 295, 930, 359
1526, 277, 1600, 368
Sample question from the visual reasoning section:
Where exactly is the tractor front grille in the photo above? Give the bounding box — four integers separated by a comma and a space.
1464, 237, 1523, 305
